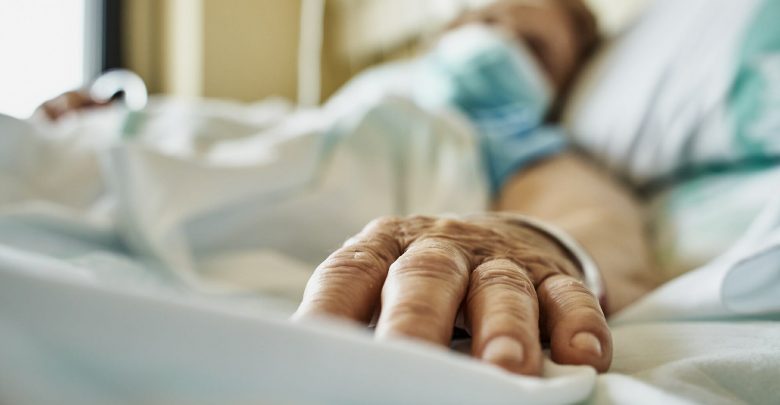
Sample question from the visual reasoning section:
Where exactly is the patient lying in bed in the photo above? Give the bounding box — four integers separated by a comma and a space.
28, 0, 780, 381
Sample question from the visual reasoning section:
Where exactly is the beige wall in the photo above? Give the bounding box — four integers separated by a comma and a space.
122, 0, 652, 104
202, 0, 301, 101
122, 0, 446, 104
124, 0, 302, 102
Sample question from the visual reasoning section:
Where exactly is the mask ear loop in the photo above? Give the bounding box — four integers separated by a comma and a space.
298, 0, 326, 107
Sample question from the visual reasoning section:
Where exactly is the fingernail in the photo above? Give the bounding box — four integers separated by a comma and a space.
482, 336, 524, 370
571, 332, 602, 357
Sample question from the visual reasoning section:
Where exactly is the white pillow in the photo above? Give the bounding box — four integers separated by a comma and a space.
583, 0, 652, 37
563, 0, 765, 185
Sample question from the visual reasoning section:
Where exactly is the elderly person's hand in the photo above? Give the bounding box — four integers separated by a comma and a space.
36, 90, 108, 121
294, 213, 611, 375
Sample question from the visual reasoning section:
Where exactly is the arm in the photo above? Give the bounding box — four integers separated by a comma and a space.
496, 151, 660, 313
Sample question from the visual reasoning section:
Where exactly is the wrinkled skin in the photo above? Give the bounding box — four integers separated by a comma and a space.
295, 214, 612, 375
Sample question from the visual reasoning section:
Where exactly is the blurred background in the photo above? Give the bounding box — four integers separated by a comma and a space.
0, 0, 649, 119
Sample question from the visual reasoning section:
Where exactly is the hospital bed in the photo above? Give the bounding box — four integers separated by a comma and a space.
2, 0, 780, 404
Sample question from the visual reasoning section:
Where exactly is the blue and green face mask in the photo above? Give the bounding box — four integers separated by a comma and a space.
414, 24, 566, 194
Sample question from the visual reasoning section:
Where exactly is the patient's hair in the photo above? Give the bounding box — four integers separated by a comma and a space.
548, 0, 602, 119
556, 0, 601, 64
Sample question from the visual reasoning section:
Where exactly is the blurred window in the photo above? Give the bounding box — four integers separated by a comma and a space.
0, 0, 101, 118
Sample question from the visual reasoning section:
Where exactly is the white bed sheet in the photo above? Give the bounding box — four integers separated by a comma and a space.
1, 98, 780, 404
1, 229, 779, 405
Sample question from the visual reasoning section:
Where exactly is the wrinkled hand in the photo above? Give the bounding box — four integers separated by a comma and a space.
37, 90, 108, 121
294, 214, 611, 375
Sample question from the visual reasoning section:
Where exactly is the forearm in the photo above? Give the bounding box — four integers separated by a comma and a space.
495, 151, 659, 313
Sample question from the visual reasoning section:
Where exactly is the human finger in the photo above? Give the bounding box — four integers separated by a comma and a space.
294, 217, 402, 323
375, 237, 470, 345
466, 258, 543, 375
538, 274, 612, 372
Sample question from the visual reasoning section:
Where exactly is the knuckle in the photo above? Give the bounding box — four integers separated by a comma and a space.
385, 298, 441, 321
391, 241, 469, 281
540, 275, 600, 313
479, 301, 535, 325
545, 275, 592, 296
433, 217, 481, 239
472, 260, 536, 298
405, 214, 435, 223
365, 216, 401, 231
341, 230, 401, 261
397, 215, 435, 241
434, 217, 463, 231
380, 298, 449, 341
341, 235, 360, 247
320, 247, 390, 281
361, 216, 402, 241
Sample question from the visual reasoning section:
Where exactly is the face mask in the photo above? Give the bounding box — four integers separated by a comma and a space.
414, 24, 554, 132
413, 24, 564, 195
